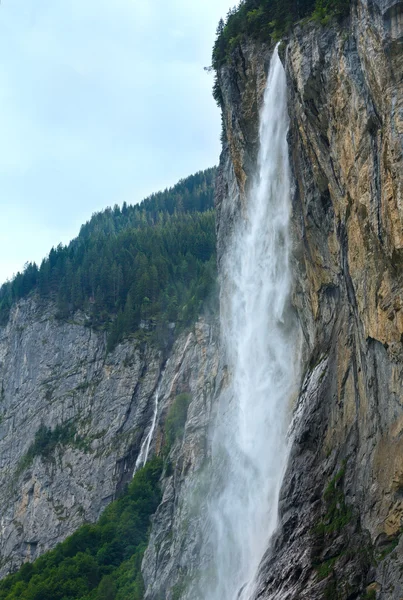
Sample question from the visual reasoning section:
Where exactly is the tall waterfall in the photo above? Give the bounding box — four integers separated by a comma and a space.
198, 47, 300, 600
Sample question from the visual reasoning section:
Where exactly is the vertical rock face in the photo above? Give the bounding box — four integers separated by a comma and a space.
1, 2, 402, 598
211, 0, 403, 598
0, 298, 218, 578
141, 319, 220, 600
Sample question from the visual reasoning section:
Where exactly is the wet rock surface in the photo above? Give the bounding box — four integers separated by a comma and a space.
204, 0, 403, 598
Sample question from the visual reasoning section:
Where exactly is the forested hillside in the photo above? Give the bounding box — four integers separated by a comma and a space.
0, 459, 162, 600
0, 168, 217, 349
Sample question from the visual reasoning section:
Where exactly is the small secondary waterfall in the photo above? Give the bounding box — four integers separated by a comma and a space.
197, 47, 300, 600
135, 333, 192, 474
134, 361, 169, 474
134, 385, 161, 473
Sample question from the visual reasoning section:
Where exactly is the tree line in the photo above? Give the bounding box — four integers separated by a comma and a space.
0, 169, 217, 350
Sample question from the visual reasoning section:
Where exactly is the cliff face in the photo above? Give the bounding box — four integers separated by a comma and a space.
0, 299, 218, 578
213, 0, 403, 598
1, 1, 402, 597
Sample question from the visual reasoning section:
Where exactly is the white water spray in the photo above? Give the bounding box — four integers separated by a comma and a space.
197, 47, 300, 600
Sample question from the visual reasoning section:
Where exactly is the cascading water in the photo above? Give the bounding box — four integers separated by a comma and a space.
134, 361, 169, 474
135, 333, 192, 475
134, 385, 162, 474
195, 47, 300, 600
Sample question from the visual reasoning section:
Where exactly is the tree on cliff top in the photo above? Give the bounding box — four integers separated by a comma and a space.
212, 0, 351, 69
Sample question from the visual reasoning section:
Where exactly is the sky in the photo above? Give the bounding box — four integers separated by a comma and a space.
0, 0, 232, 284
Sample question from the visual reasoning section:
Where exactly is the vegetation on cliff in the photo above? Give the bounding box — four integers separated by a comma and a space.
164, 393, 192, 452
0, 169, 217, 349
212, 0, 350, 77
0, 458, 162, 600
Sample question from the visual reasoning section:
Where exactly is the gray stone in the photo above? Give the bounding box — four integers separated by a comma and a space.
0, 297, 218, 578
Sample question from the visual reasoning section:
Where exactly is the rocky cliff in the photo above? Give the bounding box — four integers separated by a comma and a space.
0, 298, 218, 579
143, 0, 403, 598
1, 1, 402, 598
210, 0, 403, 598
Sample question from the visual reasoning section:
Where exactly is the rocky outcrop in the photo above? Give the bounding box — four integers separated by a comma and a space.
0, 298, 218, 577
211, 0, 403, 598
142, 318, 220, 600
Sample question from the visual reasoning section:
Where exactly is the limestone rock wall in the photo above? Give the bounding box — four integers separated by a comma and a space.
211, 0, 403, 598
0, 298, 218, 578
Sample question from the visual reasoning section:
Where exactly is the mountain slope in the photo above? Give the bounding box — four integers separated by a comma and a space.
1, 0, 402, 598
0, 169, 219, 579
0, 169, 217, 350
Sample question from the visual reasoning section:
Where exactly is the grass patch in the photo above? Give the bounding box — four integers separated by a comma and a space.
16, 422, 105, 475
316, 556, 338, 581
314, 463, 352, 536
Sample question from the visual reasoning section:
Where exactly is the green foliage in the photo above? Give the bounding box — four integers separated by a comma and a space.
316, 556, 338, 581
16, 422, 100, 475
312, 0, 351, 24
211, 0, 351, 73
96, 575, 117, 600
0, 458, 163, 600
362, 590, 377, 600
0, 169, 217, 351
314, 463, 352, 536
17, 423, 78, 473
312, 464, 376, 598
164, 393, 192, 451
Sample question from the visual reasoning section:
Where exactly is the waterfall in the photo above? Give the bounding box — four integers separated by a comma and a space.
196, 46, 300, 600
134, 333, 192, 475
134, 361, 170, 474
134, 385, 161, 474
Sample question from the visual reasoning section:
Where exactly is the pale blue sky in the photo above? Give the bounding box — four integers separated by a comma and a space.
0, 0, 232, 283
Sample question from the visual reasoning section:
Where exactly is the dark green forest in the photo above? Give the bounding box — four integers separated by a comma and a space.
212, 0, 351, 84
0, 168, 217, 350
0, 459, 162, 600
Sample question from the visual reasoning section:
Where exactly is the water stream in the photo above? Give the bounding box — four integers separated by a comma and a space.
134, 385, 162, 474
197, 46, 300, 600
135, 333, 193, 474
